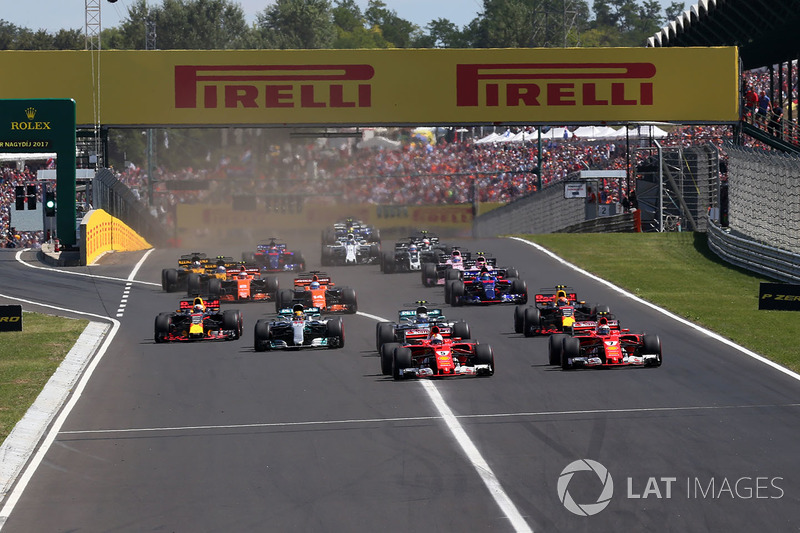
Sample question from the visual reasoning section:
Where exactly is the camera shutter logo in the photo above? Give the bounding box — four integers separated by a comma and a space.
557, 459, 614, 516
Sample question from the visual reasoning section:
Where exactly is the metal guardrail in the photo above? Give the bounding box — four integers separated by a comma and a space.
707, 218, 800, 282
558, 212, 635, 233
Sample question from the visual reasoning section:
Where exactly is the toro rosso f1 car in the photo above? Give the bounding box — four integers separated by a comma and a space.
547, 320, 662, 370
154, 297, 242, 343
253, 304, 344, 351
445, 268, 527, 306
380, 336, 494, 380
243, 238, 306, 272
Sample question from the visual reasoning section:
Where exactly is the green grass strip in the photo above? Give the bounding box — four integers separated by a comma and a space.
0, 312, 89, 442
520, 232, 800, 374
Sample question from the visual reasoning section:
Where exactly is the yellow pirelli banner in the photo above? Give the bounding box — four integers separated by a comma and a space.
80, 209, 152, 265
0, 48, 738, 126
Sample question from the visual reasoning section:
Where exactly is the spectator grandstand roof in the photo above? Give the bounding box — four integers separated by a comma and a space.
647, 0, 800, 70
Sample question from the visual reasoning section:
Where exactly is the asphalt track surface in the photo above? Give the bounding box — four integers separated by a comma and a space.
1, 235, 799, 532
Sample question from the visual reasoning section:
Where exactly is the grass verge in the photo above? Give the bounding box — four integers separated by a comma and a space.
520, 232, 800, 374
0, 312, 89, 442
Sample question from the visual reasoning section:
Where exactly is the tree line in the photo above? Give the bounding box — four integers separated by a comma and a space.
0, 0, 685, 51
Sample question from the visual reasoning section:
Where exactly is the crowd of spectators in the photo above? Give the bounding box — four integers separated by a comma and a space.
1, 67, 794, 246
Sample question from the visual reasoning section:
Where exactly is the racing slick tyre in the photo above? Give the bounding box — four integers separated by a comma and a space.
264, 276, 279, 296
187, 273, 202, 296
383, 253, 396, 274
161, 269, 170, 291
393, 347, 413, 380
474, 344, 495, 376
523, 307, 541, 337
562, 336, 580, 370
452, 320, 471, 340
341, 287, 358, 314
505, 268, 520, 279
376, 322, 396, 352
381, 342, 401, 376
450, 281, 465, 307
276, 289, 294, 313
253, 319, 272, 352
207, 278, 222, 299
549, 334, 568, 365
163, 269, 179, 292
222, 309, 242, 339
321, 247, 331, 267
369, 244, 380, 259
513, 305, 525, 334
444, 268, 461, 282
444, 280, 455, 304
511, 279, 528, 303
327, 317, 345, 349
421, 263, 437, 287
292, 252, 306, 271
154, 313, 171, 343
642, 334, 662, 367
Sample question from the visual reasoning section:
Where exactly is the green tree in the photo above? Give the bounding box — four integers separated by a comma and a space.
364, 0, 418, 48
331, 0, 390, 48
255, 0, 336, 49
0, 20, 20, 50
665, 1, 686, 22
116, 0, 254, 50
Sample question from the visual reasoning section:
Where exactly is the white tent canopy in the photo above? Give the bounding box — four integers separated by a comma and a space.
356, 135, 402, 150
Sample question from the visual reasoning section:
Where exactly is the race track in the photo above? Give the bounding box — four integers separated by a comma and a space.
0, 235, 798, 532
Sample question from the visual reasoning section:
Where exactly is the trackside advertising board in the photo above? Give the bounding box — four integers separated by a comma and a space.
0, 305, 23, 332
758, 283, 800, 311
0, 48, 738, 126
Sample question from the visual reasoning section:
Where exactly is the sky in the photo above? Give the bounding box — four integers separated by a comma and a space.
4, 0, 683, 35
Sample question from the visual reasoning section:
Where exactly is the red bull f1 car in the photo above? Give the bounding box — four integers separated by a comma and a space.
380, 336, 495, 379
154, 297, 242, 343
514, 286, 610, 336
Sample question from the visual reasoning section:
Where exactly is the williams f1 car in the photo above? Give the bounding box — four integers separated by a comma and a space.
154, 296, 242, 343
253, 304, 344, 351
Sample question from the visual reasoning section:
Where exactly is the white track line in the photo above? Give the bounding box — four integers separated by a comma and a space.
358, 310, 533, 533
59, 402, 800, 436
15, 248, 160, 287
510, 236, 800, 383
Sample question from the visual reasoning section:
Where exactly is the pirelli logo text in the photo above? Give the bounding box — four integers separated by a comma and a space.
456, 63, 656, 108
175, 64, 374, 110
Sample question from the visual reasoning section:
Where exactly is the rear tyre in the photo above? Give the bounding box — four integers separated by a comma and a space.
450, 281, 465, 307
381, 342, 401, 376
444, 280, 455, 304
222, 310, 241, 339
264, 276, 279, 295
276, 289, 294, 313
511, 279, 528, 303
187, 273, 202, 296
562, 336, 580, 370
549, 333, 567, 365
327, 317, 345, 349
376, 322, 396, 352
208, 278, 221, 299
164, 269, 179, 292
642, 334, 662, 367
444, 268, 461, 281
341, 287, 358, 314
474, 344, 494, 376
452, 321, 470, 340
154, 313, 171, 343
513, 305, 525, 334
253, 320, 271, 352
505, 268, 519, 279
523, 307, 541, 337
392, 347, 413, 380
421, 263, 437, 287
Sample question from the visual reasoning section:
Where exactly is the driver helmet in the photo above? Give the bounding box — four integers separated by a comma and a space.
597, 324, 611, 336
451, 250, 462, 263
476, 255, 487, 267
422, 238, 431, 248
216, 265, 226, 274
310, 281, 320, 289
347, 233, 356, 243
480, 267, 492, 279
292, 303, 305, 319
416, 305, 428, 321
409, 244, 418, 252
192, 260, 202, 268
431, 333, 444, 345
556, 290, 568, 305
194, 304, 205, 312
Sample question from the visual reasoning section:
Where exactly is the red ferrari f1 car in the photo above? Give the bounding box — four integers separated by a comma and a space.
380, 335, 494, 379
547, 319, 662, 370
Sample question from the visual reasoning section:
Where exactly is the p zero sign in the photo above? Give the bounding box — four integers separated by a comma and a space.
0, 47, 738, 126
759, 283, 800, 311
0, 305, 23, 332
